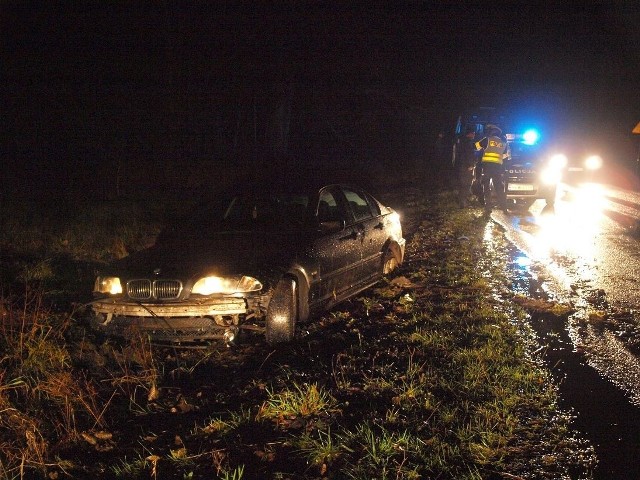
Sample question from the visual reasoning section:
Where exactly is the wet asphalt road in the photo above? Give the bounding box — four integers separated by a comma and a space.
489, 179, 640, 479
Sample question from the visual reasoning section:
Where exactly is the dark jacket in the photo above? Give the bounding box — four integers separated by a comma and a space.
454, 134, 477, 172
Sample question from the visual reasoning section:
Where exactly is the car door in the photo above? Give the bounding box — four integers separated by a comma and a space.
308, 187, 361, 307
341, 187, 387, 284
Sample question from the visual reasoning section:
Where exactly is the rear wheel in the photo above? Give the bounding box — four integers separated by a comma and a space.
265, 277, 298, 345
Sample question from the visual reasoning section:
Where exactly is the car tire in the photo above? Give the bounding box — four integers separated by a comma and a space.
382, 248, 398, 275
265, 277, 298, 345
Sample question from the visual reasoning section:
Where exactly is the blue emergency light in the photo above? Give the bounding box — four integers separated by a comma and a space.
522, 129, 540, 145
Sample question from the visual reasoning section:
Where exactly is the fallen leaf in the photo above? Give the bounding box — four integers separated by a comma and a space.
171, 447, 187, 459
94, 431, 113, 441
80, 432, 97, 446
391, 276, 414, 288
148, 384, 161, 402
173, 397, 195, 413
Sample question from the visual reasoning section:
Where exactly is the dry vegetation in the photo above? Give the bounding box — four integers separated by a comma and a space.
0, 188, 597, 479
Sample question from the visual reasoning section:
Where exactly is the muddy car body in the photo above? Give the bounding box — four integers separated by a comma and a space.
90, 182, 405, 346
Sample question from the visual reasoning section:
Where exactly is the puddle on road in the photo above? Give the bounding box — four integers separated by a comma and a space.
506, 251, 640, 479
532, 312, 640, 479
568, 318, 640, 405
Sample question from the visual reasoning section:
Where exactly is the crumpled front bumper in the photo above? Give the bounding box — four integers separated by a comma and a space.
92, 298, 247, 317
89, 297, 261, 343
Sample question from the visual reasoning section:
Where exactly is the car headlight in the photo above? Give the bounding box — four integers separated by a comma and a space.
540, 167, 562, 185
192, 275, 262, 295
585, 155, 602, 170
549, 153, 568, 170
94, 276, 123, 295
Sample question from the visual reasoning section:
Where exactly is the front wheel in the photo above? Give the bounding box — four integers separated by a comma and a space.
265, 277, 298, 345
382, 248, 399, 275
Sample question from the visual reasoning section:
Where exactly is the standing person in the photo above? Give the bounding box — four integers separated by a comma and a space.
471, 157, 484, 206
475, 124, 510, 213
453, 126, 477, 207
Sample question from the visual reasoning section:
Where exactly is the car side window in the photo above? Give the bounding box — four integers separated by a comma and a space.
365, 193, 381, 216
317, 191, 341, 223
343, 188, 374, 222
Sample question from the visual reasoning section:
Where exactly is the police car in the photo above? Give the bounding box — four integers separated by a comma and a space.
504, 132, 604, 209
503, 129, 561, 209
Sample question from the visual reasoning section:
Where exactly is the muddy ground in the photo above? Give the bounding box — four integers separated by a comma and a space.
4, 185, 602, 479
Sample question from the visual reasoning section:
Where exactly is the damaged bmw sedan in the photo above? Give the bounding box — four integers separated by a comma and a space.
89, 182, 405, 346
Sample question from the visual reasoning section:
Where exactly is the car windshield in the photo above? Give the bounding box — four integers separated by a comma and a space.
159, 192, 311, 243
222, 194, 310, 229
509, 141, 542, 162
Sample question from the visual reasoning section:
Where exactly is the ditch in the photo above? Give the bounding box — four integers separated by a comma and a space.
506, 247, 640, 479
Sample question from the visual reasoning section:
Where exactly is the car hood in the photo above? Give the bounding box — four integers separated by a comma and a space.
110, 230, 308, 280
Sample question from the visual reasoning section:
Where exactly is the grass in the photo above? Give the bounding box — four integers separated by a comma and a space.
256, 382, 338, 423
0, 188, 596, 479
294, 429, 342, 470
0, 197, 168, 263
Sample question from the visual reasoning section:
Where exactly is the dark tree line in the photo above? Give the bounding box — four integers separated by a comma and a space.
4, 80, 450, 201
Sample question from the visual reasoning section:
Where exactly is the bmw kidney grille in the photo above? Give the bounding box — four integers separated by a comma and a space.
127, 279, 182, 300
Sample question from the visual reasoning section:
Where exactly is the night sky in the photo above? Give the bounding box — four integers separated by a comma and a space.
3, 2, 640, 198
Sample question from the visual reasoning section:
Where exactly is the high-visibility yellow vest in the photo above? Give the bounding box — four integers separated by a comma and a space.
475, 136, 507, 164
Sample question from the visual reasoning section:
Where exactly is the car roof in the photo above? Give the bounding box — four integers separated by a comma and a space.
217, 170, 369, 197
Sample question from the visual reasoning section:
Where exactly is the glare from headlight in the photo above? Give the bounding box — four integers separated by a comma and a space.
192, 275, 262, 295
94, 276, 123, 295
549, 154, 568, 170
585, 155, 603, 170
389, 211, 401, 229
540, 167, 562, 185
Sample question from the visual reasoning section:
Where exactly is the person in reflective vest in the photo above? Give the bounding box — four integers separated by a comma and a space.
474, 124, 510, 213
